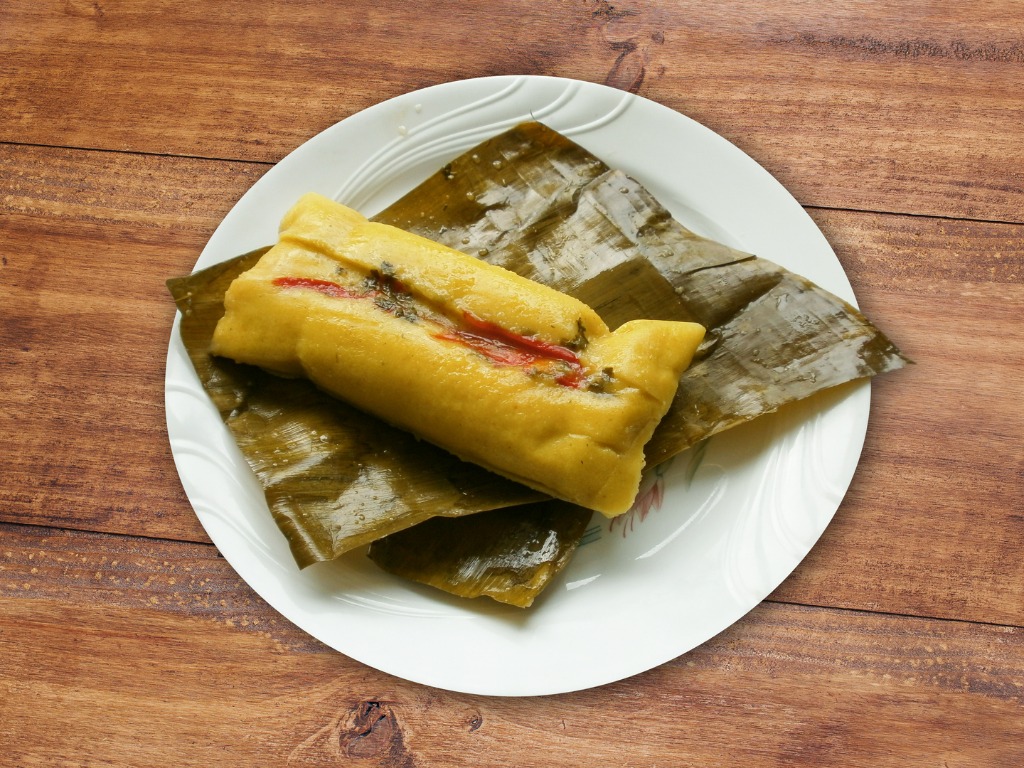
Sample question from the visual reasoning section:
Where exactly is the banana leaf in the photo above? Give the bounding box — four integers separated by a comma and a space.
169, 121, 907, 606
367, 500, 592, 608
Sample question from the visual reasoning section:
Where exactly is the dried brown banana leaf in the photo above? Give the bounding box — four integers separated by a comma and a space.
167, 253, 543, 568
170, 120, 907, 606
374, 122, 910, 464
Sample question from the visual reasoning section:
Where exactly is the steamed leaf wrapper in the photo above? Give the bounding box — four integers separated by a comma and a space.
169, 121, 908, 606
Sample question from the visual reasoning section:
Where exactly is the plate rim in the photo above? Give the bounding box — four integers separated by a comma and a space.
165, 75, 870, 696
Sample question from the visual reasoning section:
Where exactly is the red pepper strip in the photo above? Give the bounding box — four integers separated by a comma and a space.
434, 329, 541, 368
272, 276, 367, 299
434, 327, 587, 389
554, 368, 587, 388
458, 311, 581, 365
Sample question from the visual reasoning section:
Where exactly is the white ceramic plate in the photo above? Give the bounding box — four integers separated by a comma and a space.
165, 76, 869, 696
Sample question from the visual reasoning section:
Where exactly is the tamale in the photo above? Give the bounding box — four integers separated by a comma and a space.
210, 193, 704, 516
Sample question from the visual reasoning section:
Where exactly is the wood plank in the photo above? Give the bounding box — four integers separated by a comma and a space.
770, 209, 1024, 626
1, 523, 1022, 767
1, 0, 1022, 222
0, 144, 265, 542
3, 2, 1020, 763
2, 143, 1022, 625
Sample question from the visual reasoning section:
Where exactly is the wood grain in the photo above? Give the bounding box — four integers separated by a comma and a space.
0, 144, 265, 541
3, 142, 1021, 626
771, 209, 1024, 626
1, 523, 1021, 767
2, 1, 1022, 222
3, 1, 1024, 761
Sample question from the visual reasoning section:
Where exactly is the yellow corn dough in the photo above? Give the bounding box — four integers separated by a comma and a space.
212, 193, 705, 516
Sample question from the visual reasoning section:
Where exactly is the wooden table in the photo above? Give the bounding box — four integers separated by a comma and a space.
2, 1, 1022, 764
